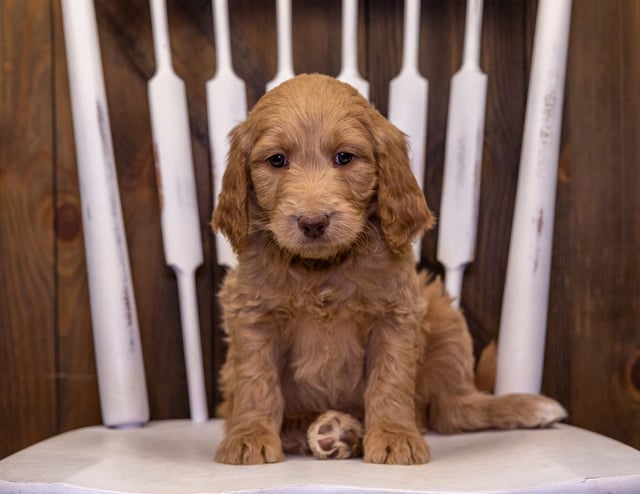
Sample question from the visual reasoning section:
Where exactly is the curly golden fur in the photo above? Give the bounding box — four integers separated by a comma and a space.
211, 74, 566, 465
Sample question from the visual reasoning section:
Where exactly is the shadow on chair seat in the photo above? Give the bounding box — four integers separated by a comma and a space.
1, 419, 639, 494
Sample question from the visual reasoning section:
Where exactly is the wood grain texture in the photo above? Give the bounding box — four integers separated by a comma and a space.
52, 1, 101, 432
1, 0, 640, 459
0, 0, 57, 454
552, 0, 640, 445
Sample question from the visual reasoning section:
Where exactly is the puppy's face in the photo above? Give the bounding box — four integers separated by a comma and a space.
248, 85, 378, 259
213, 74, 433, 260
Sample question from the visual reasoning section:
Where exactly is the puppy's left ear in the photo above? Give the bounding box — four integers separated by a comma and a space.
370, 110, 434, 255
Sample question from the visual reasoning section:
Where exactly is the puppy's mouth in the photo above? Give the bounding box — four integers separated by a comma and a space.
270, 211, 364, 260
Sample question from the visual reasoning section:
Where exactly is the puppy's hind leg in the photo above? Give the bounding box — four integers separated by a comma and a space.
417, 278, 567, 434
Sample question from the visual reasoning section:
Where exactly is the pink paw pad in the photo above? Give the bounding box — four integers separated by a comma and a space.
307, 411, 363, 460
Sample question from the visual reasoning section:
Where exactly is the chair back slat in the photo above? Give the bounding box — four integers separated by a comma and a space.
437, 0, 488, 307
61, 0, 149, 427
148, 0, 208, 423
495, 0, 572, 395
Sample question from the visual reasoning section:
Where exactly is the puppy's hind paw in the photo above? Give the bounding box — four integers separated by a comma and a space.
307, 410, 363, 460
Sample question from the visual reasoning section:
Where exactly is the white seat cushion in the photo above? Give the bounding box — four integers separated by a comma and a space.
1, 420, 639, 493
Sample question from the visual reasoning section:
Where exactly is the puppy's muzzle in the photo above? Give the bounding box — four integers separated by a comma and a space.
297, 214, 330, 239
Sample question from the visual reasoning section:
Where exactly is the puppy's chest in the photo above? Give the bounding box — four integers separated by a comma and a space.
278, 284, 372, 399
278, 272, 378, 332
282, 300, 369, 346
281, 285, 371, 348
281, 309, 369, 409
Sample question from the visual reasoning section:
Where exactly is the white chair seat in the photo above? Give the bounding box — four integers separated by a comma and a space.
1, 419, 639, 494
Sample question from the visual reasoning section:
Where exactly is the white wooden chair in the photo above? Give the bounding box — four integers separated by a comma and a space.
2, 1, 639, 493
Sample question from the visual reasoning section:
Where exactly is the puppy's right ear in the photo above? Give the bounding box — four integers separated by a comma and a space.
211, 122, 251, 255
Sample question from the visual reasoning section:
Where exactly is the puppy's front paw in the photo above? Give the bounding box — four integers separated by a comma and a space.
215, 426, 284, 465
363, 427, 430, 465
307, 410, 363, 460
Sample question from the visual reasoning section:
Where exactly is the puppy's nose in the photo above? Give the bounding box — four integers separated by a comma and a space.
297, 214, 330, 238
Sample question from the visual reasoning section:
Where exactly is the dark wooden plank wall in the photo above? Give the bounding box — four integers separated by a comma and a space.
1, 0, 639, 458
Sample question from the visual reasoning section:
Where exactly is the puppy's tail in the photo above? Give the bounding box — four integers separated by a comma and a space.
417, 273, 567, 433
428, 391, 567, 434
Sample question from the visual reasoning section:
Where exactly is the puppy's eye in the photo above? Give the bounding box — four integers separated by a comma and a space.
267, 154, 288, 168
334, 152, 354, 166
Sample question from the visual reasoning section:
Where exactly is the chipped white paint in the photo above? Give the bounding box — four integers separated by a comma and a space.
495, 0, 572, 395
148, 0, 208, 422
437, 0, 487, 306
336, 0, 369, 99
388, 0, 428, 261
266, 0, 295, 91
61, 0, 149, 427
207, 0, 247, 269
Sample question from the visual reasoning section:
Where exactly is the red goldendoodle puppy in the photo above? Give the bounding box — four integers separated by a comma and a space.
211, 73, 566, 465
